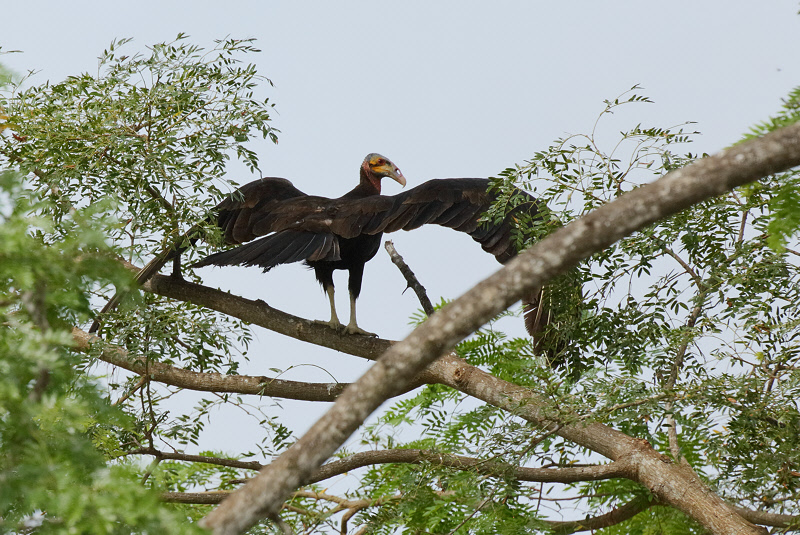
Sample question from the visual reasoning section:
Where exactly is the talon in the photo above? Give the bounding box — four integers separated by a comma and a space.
344, 324, 377, 337
312, 319, 344, 332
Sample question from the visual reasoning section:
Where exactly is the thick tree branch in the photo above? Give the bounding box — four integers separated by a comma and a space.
200, 119, 800, 535
133, 267, 402, 365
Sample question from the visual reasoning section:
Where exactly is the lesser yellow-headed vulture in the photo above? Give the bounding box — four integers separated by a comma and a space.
192, 153, 544, 336
91, 154, 547, 339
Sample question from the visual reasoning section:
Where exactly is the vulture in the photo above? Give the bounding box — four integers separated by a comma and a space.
91, 153, 548, 339
191, 153, 546, 336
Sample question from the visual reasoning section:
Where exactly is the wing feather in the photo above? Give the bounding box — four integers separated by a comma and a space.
193, 231, 340, 271
201, 176, 539, 268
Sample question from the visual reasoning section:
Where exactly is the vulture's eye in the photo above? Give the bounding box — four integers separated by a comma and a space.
376, 159, 385, 166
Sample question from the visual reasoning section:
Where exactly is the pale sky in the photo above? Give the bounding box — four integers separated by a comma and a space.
3, 2, 800, 455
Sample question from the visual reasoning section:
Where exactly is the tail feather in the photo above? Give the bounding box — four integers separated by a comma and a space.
522, 287, 548, 348
193, 231, 339, 272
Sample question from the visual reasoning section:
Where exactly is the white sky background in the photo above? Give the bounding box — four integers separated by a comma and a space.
3, 1, 800, 467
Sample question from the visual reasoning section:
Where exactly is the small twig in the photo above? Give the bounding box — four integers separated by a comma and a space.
784, 247, 800, 257
737, 209, 748, 244
113, 375, 148, 406
445, 495, 493, 535
662, 247, 704, 291
384, 241, 435, 316
664, 302, 704, 463
140, 456, 160, 485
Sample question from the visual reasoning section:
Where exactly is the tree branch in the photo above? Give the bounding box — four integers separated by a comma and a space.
73, 327, 350, 402
200, 117, 800, 535
545, 495, 654, 534
124, 447, 263, 471
384, 240, 435, 316
133, 268, 775, 534
731, 506, 800, 530
161, 490, 800, 531
307, 449, 630, 485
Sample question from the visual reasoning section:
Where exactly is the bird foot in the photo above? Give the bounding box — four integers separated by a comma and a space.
311, 319, 376, 337
312, 319, 344, 331
344, 324, 377, 337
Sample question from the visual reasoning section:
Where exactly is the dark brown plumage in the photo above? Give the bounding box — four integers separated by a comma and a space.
91, 153, 549, 340
193, 153, 545, 336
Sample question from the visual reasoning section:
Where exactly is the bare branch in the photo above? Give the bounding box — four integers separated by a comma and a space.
124, 447, 263, 471
731, 506, 800, 530
664, 302, 705, 461
129, 263, 403, 364
113, 375, 148, 406
201, 114, 800, 535
73, 327, 350, 402
163, 491, 230, 504
384, 240, 435, 316
662, 246, 704, 291
129, 445, 628, 488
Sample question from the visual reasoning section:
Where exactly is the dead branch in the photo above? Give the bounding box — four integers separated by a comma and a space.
384, 240, 435, 316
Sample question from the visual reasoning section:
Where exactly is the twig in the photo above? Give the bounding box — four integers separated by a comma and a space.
545, 495, 654, 534
384, 240, 435, 316
113, 375, 148, 406
123, 447, 263, 471
664, 302, 704, 462
662, 246, 704, 291
445, 495, 493, 535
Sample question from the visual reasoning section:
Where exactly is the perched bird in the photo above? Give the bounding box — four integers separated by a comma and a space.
192, 153, 545, 337
92, 154, 548, 340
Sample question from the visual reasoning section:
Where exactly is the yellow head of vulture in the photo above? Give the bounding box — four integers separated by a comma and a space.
362, 153, 406, 192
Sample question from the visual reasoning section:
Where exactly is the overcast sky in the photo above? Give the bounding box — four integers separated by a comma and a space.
3, 2, 800, 457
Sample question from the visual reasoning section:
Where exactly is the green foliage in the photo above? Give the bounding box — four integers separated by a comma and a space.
0, 169, 202, 533
0, 39, 279, 532
0, 35, 277, 256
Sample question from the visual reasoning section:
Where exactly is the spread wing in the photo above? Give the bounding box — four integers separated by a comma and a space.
360, 178, 538, 264
214, 176, 309, 244
195, 178, 539, 270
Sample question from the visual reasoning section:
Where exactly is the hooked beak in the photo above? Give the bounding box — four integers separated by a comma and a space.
386, 165, 406, 187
